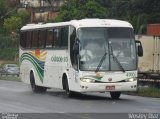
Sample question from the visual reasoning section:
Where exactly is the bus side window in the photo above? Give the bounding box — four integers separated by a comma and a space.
32, 30, 39, 48
54, 28, 60, 48
46, 29, 53, 48
70, 26, 78, 70
26, 31, 32, 48
60, 26, 68, 48
20, 32, 27, 48
39, 30, 46, 48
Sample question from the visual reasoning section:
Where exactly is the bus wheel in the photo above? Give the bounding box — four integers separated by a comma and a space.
110, 92, 121, 99
63, 77, 74, 97
30, 72, 47, 93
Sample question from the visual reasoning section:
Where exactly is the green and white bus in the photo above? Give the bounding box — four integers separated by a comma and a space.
20, 19, 143, 99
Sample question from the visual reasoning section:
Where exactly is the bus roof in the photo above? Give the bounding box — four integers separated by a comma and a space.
21, 19, 133, 31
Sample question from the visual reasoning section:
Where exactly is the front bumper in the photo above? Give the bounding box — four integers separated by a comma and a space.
79, 81, 137, 92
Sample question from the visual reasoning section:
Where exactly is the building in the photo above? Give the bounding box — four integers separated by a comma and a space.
20, 0, 64, 8
19, 0, 64, 22
5, 0, 20, 7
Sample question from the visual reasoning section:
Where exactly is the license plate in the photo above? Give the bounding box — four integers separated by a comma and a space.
106, 86, 115, 90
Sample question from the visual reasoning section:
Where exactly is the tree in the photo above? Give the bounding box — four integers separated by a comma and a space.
3, 16, 22, 33
96, 0, 160, 34
129, 15, 147, 34
0, 0, 7, 25
16, 10, 29, 25
84, 0, 107, 18
55, 0, 108, 22
0, 0, 6, 18
130, 0, 160, 24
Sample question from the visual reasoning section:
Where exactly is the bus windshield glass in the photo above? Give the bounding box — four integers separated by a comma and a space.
78, 27, 137, 71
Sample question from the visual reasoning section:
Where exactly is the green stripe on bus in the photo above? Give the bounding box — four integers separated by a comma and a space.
20, 53, 44, 83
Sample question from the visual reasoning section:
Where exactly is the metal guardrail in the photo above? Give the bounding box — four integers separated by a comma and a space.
138, 78, 160, 88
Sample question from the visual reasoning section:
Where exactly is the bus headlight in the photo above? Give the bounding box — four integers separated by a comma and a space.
80, 78, 95, 83
125, 77, 137, 82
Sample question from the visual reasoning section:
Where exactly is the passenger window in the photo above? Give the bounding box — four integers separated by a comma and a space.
60, 26, 68, 48
20, 32, 27, 48
26, 31, 32, 48
46, 29, 53, 48
54, 28, 60, 48
39, 30, 46, 48
32, 30, 39, 48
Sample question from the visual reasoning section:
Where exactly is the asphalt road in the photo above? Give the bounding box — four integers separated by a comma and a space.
0, 80, 160, 119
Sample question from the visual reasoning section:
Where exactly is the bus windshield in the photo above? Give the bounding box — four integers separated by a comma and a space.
78, 27, 137, 71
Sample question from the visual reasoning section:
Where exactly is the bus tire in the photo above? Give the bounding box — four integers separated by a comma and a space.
110, 92, 121, 99
63, 75, 74, 97
30, 72, 47, 93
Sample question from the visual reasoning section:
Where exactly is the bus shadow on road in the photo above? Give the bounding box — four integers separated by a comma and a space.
46, 90, 132, 101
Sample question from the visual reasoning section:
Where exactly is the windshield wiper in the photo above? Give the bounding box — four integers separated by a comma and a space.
110, 46, 125, 72
95, 52, 107, 73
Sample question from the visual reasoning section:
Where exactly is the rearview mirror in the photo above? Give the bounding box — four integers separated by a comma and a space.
73, 38, 79, 54
136, 40, 143, 57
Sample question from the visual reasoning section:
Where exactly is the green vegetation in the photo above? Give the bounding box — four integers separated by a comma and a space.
137, 87, 160, 98
0, 0, 29, 61
0, 0, 7, 20
0, 76, 20, 81
126, 87, 160, 98
2, 9, 29, 34
4, 16, 22, 33
55, 0, 107, 22
0, 34, 19, 61
56, 0, 160, 34
16, 10, 29, 25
